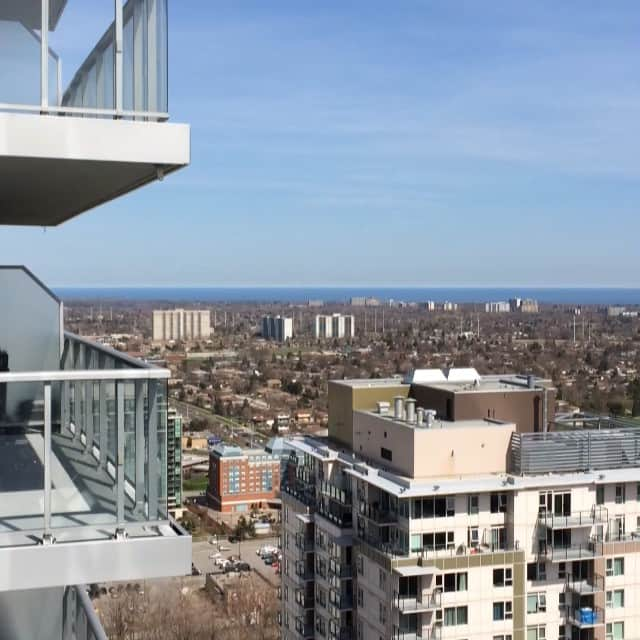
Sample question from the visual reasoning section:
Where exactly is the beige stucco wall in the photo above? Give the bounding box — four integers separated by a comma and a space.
352, 411, 515, 478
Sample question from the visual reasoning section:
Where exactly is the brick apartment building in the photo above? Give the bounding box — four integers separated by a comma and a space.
207, 443, 281, 513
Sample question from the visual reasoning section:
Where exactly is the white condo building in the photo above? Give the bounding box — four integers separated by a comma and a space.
263, 315, 294, 342
315, 314, 355, 340
0, 1, 191, 638
152, 309, 212, 342
281, 373, 640, 640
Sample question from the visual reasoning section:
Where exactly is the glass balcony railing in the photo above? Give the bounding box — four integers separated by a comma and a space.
0, 331, 170, 547
0, 0, 168, 120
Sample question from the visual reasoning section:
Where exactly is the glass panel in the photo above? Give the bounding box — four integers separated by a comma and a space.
52, 376, 117, 528
0, 10, 43, 107
52, 2, 116, 112
0, 381, 45, 542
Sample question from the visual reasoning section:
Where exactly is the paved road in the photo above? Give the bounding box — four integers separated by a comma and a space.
171, 400, 270, 447
192, 537, 281, 587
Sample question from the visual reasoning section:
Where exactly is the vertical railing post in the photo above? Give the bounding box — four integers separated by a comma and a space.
99, 380, 108, 470
116, 381, 125, 526
114, 0, 124, 116
135, 380, 145, 512
73, 342, 82, 441
40, 0, 49, 110
84, 349, 94, 453
43, 382, 52, 535
148, 380, 158, 520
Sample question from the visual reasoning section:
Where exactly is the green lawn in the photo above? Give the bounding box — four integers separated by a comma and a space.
183, 476, 209, 492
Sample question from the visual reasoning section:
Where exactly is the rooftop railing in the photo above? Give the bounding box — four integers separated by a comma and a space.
0, 0, 169, 121
511, 429, 640, 475
0, 331, 170, 546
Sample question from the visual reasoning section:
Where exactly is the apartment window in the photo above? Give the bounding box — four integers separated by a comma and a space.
494, 636, 513, 640
596, 485, 605, 505
422, 496, 456, 518
378, 603, 387, 625
637, 483, 640, 500
615, 484, 625, 504
444, 606, 468, 626
527, 626, 546, 640
446, 496, 455, 517
357, 588, 364, 607
558, 562, 567, 579
316, 586, 327, 608
606, 557, 625, 577
558, 593, 566, 610
468, 494, 479, 515
468, 527, 479, 548
381, 447, 392, 461
378, 568, 386, 590
527, 562, 546, 582
438, 572, 468, 592
606, 622, 624, 640
559, 625, 566, 640
423, 531, 454, 551
491, 493, 508, 513
493, 601, 512, 621
606, 590, 625, 608
527, 593, 547, 614
539, 491, 552, 514
315, 615, 326, 637
356, 555, 364, 575
493, 568, 513, 587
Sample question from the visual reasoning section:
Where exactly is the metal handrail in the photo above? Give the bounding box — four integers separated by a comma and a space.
63, 585, 108, 640
565, 572, 605, 593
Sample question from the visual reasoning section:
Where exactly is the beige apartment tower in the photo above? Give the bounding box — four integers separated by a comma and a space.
281, 369, 636, 640
152, 309, 212, 342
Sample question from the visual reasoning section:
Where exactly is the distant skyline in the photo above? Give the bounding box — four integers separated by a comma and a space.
3, 1, 640, 286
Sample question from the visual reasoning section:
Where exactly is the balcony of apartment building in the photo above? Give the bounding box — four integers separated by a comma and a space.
294, 614, 314, 640
537, 527, 603, 562
538, 506, 608, 530
0, 0, 189, 226
394, 585, 442, 615
566, 605, 605, 629
0, 267, 190, 638
565, 572, 605, 596
317, 480, 352, 529
294, 585, 314, 611
392, 621, 442, 640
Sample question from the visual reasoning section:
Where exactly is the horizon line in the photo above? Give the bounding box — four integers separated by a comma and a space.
51, 283, 640, 290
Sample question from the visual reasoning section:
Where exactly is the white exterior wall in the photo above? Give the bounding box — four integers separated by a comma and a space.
152, 309, 212, 342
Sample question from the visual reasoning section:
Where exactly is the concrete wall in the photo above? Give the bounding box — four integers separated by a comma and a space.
0, 267, 62, 421
328, 382, 408, 448
410, 385, 556, 434
0, 586, 62, 640
352, 411, 514, 477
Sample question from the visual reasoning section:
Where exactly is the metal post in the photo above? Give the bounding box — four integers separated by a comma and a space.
40, 0, 49, 110
116, 381, 125, 525
99, 381, 108, 470
135, 380, 145, 511
148, 380, 158, 519
44, 382, 52, 533
114, 0, 124, 116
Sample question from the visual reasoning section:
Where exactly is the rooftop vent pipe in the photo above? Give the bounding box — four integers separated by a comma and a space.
377, 401, 390, 415
405, 398, 416, 423
425, 409, 436, 428
393, 396, 404, 420
527, 374, 535, 389
416, 407, 425, 426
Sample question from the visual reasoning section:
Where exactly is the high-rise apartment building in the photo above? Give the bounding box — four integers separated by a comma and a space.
280, 370, 640, 640
263, 315, 294, 342
315, 314, 355, 340
152, 309, 212, 342
0, 2, 190, 637
167, 407, 183, 513
486, 301, 511, 313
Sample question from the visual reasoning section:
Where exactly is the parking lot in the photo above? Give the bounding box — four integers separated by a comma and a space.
192, 537, 281, 587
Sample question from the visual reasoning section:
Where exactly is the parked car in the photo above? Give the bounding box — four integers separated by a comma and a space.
256, 545, 277, 557
263, 554, 275, 565
209, 552, 221, 560
236, 562, 251, 572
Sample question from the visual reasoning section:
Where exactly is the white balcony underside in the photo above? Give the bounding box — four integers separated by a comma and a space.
0, 112, 190, 226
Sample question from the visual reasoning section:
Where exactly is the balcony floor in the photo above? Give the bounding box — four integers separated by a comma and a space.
0, 427, 138, 542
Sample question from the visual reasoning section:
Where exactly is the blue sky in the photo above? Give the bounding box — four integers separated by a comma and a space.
3, 0, 640, 287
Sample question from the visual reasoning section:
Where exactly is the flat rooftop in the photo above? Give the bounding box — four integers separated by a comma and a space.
357, 410, 512, 431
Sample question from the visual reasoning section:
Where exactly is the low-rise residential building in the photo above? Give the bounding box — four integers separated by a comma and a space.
207, 444, 281, 513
